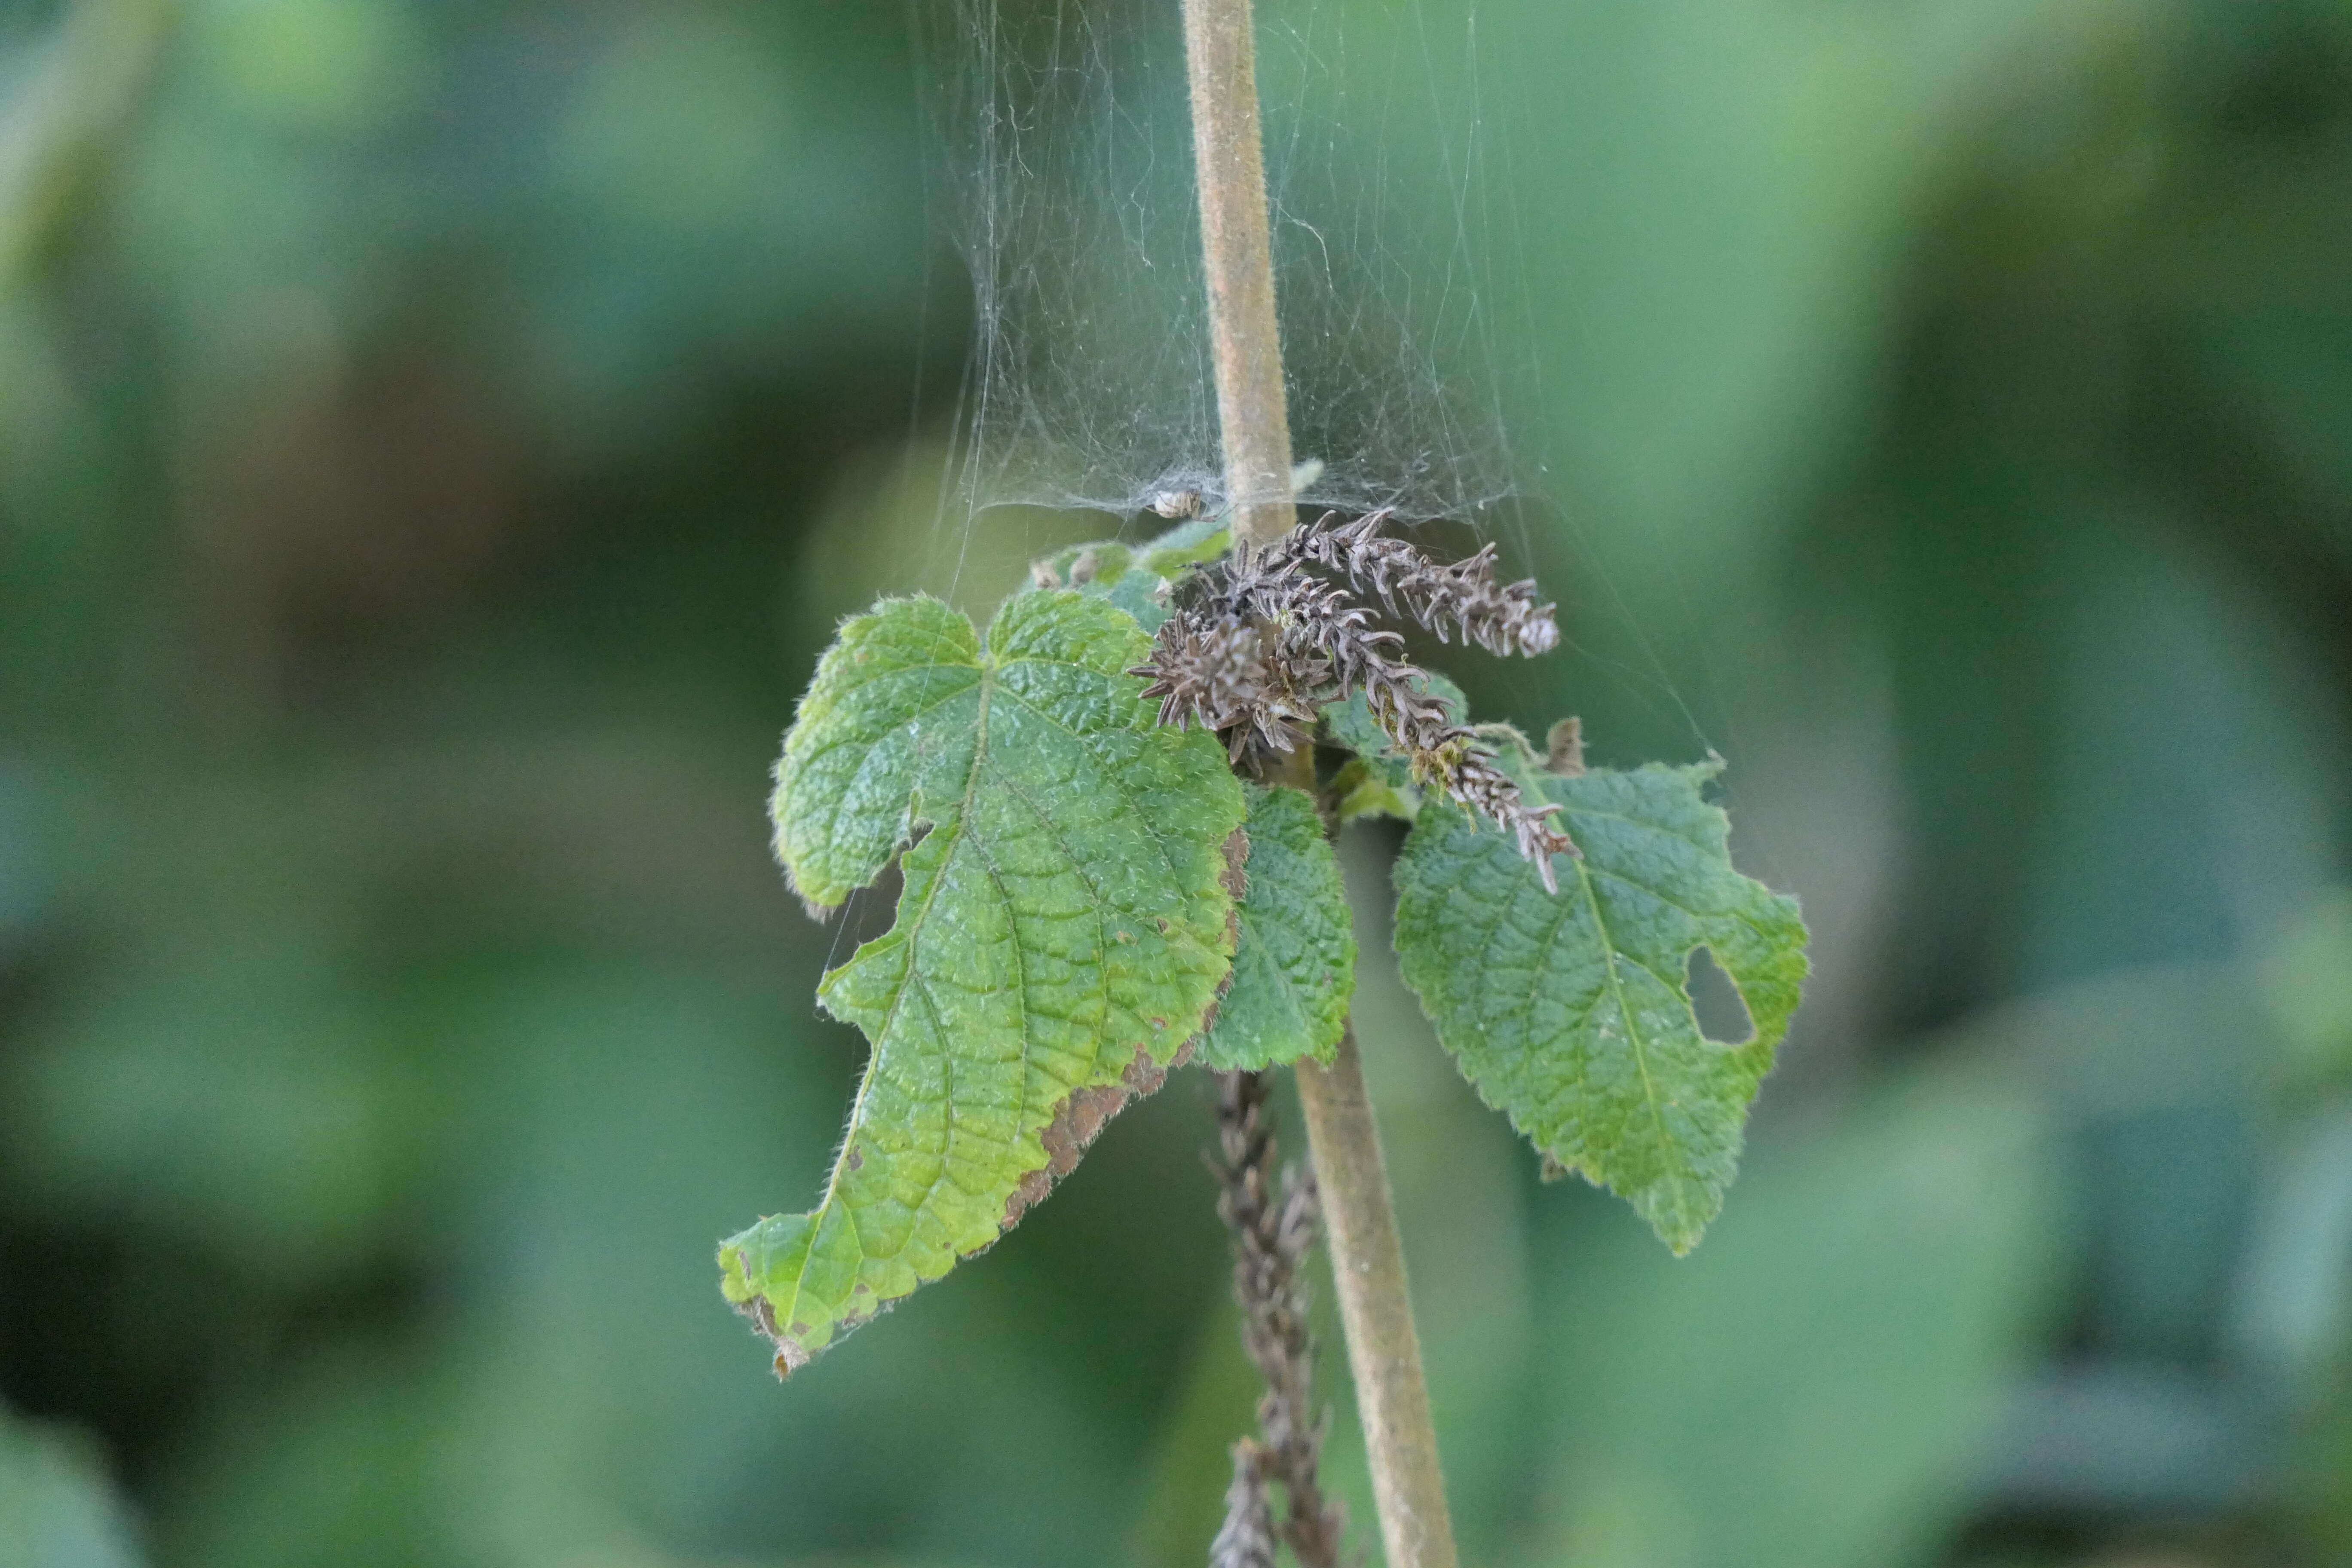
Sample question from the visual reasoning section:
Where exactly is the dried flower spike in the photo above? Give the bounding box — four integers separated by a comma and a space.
1129, 616, 1321, 762
1210, 1442, 1277, 1568
1212, 1069, 1346, 1568
1283, 508, 1559, 658
1130, 509, 1576, 885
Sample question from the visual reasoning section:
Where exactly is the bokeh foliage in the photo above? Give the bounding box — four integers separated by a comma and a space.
3, 1, 2351, 1565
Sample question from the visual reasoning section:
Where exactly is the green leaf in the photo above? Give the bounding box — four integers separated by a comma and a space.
1320, 669, 1467, 760
1137, 513, 1230, 573
1016, 511, 1236, 640
1392, 758, 1808, 1253
1035, 540, 1133, 588
1093, 567, 1173, 632
1330, 756, 1419, 825
728, 590, 1247, 1370
1320, 671, 1467, 824
1025, 541, 1175, 633
0, 1408, 144, 1568
1198, 785, 1355, 1070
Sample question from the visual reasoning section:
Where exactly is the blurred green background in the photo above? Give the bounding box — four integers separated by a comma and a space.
6, 0, 2352, 1565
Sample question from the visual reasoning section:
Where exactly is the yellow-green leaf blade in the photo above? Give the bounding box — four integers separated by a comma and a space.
726, 590, 1246, 1370
769, 594, 984, 911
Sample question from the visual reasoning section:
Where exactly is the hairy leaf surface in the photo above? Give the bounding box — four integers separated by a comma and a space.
726, 591, 1246, 1370
1393, 758, 1807, 1253
1198, 785, 1355, 1070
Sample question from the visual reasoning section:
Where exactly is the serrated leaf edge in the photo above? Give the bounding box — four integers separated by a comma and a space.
1395, 759, 1805, 1255
727, 594, 1247, 1373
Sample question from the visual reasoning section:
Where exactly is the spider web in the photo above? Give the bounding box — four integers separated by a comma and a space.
899, 0, 1727, 803
917, 0, 1531, 535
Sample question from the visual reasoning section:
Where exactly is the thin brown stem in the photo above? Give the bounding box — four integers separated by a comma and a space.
1182, 5, 1459, 1563
1295, 1029, 1458, 1568
1180, 0, 1295, 547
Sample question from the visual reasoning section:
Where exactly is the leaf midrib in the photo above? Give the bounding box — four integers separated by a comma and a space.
1568, 848, 1680, 1218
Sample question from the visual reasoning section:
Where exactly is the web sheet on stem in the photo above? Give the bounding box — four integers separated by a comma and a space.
906, 0, 1733, 806
917, 0, 1528, 533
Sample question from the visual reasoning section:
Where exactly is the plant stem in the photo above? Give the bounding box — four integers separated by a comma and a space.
1179, 3, 1461, 1564
1293, 1029, 1458, 1568
1179, 0, 1295, 548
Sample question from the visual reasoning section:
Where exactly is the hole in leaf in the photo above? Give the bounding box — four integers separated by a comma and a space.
836, 861, 906, 949
1684, 946, 1755, 1046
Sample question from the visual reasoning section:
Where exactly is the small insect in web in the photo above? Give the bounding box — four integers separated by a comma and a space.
1139, 461, 1317, 530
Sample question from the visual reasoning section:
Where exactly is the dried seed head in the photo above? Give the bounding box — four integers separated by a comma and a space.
1133, 510, 1576, 884
1282, 509, 1559, 658
1212, 1071, 1347, 1568
1127, 617, 1320, 763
